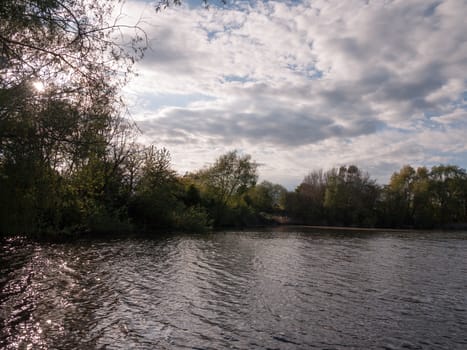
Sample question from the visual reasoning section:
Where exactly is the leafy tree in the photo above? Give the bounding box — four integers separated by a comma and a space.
0, 0, 146, 235
0, 0, 145, 91
380, 164, 467, 228
240, 181, 287, 226
383, 165, 417, 227
286, 169, 329, 224
247, 181, 286, 214
196, 150, 258, 205
324, 165, 379, 226
410, 166, 434, 228
128, 147, 179, 230
128, 147, 212, 232
429, 165, 467, 226
192, 150, 258, 226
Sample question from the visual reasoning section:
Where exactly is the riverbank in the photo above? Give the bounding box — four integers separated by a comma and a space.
291, 225, 414, 232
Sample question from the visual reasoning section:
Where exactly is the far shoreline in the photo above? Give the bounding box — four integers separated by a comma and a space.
291, 225, 414, 232
270, 224, 467, 233
3, 223, 467, 243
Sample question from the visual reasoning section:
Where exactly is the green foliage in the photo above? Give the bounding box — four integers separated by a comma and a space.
173, 206, 212, 233
428, 165, 467, 227
197, 150, 258, 204
379, 164, 467, 228
323, 166, 379, 227
191, 150, 258, 226
286, 166, 379, 227
1, 0, 145, 92
411, 167, 435, 228
247, 181, 287, 214
285, 169, 328, 225
0, 0, 145, 237
128, 147, 181, 231
124, 146, 213, 233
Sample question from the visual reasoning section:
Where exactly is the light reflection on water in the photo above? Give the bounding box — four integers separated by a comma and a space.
1, 229, 467, 349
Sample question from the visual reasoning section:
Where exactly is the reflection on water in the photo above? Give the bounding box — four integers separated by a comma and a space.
1, 229, 467, 349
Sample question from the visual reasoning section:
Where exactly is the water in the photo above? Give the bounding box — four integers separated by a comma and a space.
1, 227, 467, 349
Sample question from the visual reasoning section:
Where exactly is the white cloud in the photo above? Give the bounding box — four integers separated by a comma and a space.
121, 0, 467, 187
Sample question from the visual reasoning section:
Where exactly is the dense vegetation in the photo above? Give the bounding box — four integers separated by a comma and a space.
1, 1, 466, 237
287, 164, 467, 229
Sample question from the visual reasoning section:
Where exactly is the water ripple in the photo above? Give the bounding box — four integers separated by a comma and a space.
1, 230, 467, 349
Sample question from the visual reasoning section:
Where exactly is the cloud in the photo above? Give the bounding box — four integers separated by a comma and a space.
138, 104, 383, 146
122, 0, 467, 186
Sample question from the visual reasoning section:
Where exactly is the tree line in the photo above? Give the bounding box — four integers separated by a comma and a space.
286, 164, 467, 229
1, 124, 467, 236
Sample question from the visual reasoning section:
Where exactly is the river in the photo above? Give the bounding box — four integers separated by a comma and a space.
1, 227, 467, 349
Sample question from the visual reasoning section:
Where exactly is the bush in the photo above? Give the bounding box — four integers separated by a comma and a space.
173, 206, 212, 233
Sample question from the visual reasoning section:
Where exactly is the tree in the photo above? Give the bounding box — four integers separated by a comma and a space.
381, 164, 467, 228
1, 0, 145, 162
0, 0, 145, 90
411, 166, 434, 228
247, 181, 287, 214
193, 150, 258, 225
128, 147, 212, 232
429, 165, 467, 226
0, 0, 145, 235
324, 165, 379, 226
384, 165, 417, 227
289, 169, 328, 224
0, 0, 143, 156
196, 151, 258, 205
129, 147, 180, 230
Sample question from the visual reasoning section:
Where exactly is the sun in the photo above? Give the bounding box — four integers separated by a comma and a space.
32, 81, 46, 93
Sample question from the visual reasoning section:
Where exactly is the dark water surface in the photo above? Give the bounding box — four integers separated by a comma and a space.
1, 228, 467, 349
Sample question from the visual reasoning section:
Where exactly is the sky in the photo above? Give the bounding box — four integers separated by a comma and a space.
120, 0, 467, 189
